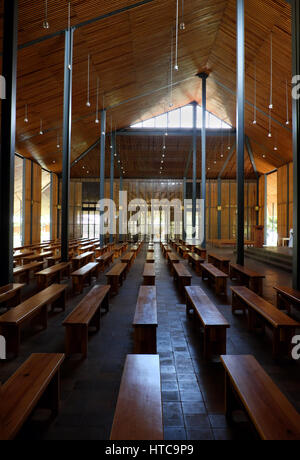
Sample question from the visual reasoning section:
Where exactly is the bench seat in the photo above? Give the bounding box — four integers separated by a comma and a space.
106, 263, 127, 295
143, 263, 156, 286
121, 252, 135, 273
187, 252, 205, 275
185, 286, 230, 359
230, 263, 265, 296
221, 354, 300, 440
110, 355, 163, 440
63, 285, 110, 357
208, 253, 230, 274
173, 263, 192, 295
201, 263, 228, 295
194, 246, 207, 259
0, 284, 67, 356
71, 262, 99, 294
274, 286, 300, 314
231, 286, 300, 358
133, 286, 157, 354
13, 261, 44, 283
0, 284, 25, 309
146, 252, 155, 263
72, 251, 95, 270
0, 353, 65, 440
35, 262, 71, 290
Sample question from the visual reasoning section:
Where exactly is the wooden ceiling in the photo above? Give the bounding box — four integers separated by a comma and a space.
0, 0, 293, 179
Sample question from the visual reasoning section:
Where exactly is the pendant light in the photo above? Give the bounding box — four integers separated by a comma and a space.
43, 0, 50, 29
86, 55, 91, 107
174, 0, 179, 71
95, 77, 100, 124
253, 59, 257, 124
169, 29, 174, 108
268, 110, 272, 138
57, 131, 60, 149
286, 79, 290, 125
269, 33, 273, 110
67, 2, 72, 70
24, 104, 29, 123
39, 119, 44, 135
180, 0, 185, 30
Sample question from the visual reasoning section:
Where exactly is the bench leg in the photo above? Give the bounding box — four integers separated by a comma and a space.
65, 325, 88, 358
134, 326, 157, 354
90, 307, 101, 332
40, 370, 61, 417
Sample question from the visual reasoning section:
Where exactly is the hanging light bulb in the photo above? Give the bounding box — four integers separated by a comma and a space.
24, 104, 29, 123
268, 110, 272, 138
57, 131, 60, 149
174, 0, 179, 71
67, 2, 72, 70
95, 77, 100, 123
43, 0, 50, 29
286, 79, 290, 125
269, 34, 273, 110
86, 54, 91, 107
253, 59, 257, 124
39, 119, 44, 135
180, 0, 185, 30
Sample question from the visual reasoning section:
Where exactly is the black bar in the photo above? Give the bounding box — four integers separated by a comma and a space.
0, 0, 18, 285
30, 161, 33, 244
100, 110, 106, 248
236, 0, 245, 265
192, 103, 197, 239
183, 177, 186, 240
217, 178, 222, 239
61, 29, 73, 262
110, 132, 115, 243
118, 128, 236, 137
292, 0, 300, 289
199, 73, 208, 248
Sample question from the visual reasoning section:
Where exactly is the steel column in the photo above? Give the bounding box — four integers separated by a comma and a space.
199, 73, 208, 248
292, 0, 300, 289
236, 0, 245, 265
0, 0, 18, 285
217, 178, 222, 239
110, 132, 115, 243
183, 177, 186, 240
99, 110, 106, 248
119, 174, 123, 243
192, 102, 197, 239
61, 28, 73, 262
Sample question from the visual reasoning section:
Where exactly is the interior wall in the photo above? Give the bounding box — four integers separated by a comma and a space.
277, 162, 293, 243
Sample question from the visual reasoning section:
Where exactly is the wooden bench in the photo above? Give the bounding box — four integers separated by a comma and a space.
106, 263, 127, 295
185, 286, 230, 359
78, 244, 95, 254
194, 246, 207, 259
208, 253, 230, 274
96, 251, 114, 273
231, 286, 300, 358
221, 354, 300, 440
178, 245, 189, 259
35, 262, 71, 290
110, 354, 163, 440
63, 285, 110, 358
95, 245, 108, 257
167, 252, 180, 272
72, 251, 95, 270
71, 262, 99, 294
230, 263, 265, 296
143, 263, 156, 286
13, 261, 44, 283
121, 252, 135, 274
274, 286, 300, 314
0, 284, 25, 309
173, 263, 192, 295
187, 252, 205, 275
133, 286, 157, 354
201, 263, 228, 295
13, 250, 34, 265
0, 353, 65, 440
0, 284, 67, 357
22, 251, 53, 265
146, 252, 155, 263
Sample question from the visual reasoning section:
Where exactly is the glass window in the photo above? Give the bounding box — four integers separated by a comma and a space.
41, 170, 51, 242
181, 105, 193, 128
14, 156, 24, 248
168, 108, 181, 128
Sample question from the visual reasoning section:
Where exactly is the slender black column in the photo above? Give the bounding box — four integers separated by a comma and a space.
183, 177, 186, 240
292, 0, 300, 289
236, 0, 245, 265
217, 178, 222, 239
0, 0, 18, 285
192, 102, 197, 239
198, 73, 208, 247
61, 28, 73, 261
110, 132, 115, 244
100, 109, 106, 248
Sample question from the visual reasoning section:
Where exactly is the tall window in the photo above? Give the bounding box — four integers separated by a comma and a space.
41, 170, 51, 242
266, 172, 278, 246
14, 156, 24, 247
82, 203, 100, 238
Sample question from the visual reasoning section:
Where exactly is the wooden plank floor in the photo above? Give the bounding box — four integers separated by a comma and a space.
0, 244, 299, 440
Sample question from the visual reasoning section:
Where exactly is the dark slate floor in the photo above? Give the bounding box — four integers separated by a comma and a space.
0, 243, 299, 440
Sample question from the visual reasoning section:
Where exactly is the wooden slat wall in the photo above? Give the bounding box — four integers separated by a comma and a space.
278, 162, 293, 241
258, 175, 265, 228
31, 163, 41, 244
51, 173, 58, 240
24, 159, 32, 245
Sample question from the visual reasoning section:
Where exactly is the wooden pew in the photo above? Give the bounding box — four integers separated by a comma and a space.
274, 286, 300, 314
173, 263, 192, 295
187, 252, 204, 275
146, 252, 155, 263
0, 284, 25, 309
201, 263, 228, 295
194, 246, 207, 259
133, 286, 157, 354
106, 263, 127, 295
221, 354, 300, 440
21, 251, 53, 265
13, 250, 34, 266
167, 252, 180, 273
71, 262, 99, 294
13, 261, 44, 283
96, 251, 114, 273
35, 262, 71, 290
121, 251, 135, 274
230, 263, 265, 296
72, 251, 95, 270
95, 245, 108, 257
208, 253, 230, 274
178, 245, 189, 259
0, 285, 67, 357
63, 285, 110, 358
231, 286, 299, 358
0, 353, 65, 440
143, 263, 156, 286
185, 286, 230, 359
110, 354, 163, 440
